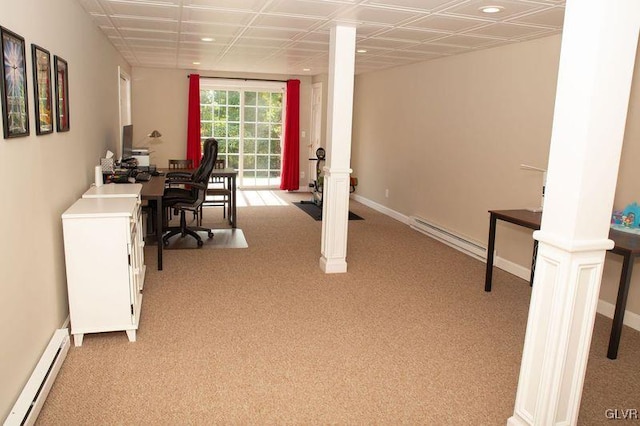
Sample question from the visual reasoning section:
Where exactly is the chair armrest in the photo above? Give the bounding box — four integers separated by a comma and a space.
166, 171, 193, 180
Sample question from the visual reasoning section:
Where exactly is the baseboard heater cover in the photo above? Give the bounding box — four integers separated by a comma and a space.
409, 216, 486, 261
4, 328, 70, 426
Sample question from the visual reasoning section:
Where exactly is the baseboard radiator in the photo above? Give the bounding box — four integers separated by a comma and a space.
4, 329, 70, 426
409, 216, 487, 262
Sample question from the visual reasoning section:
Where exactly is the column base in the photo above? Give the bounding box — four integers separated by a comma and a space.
320, 256, 347, 273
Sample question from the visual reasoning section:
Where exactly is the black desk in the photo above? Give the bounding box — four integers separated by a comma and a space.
140, 176, 166, 271
484, 209, 640, 359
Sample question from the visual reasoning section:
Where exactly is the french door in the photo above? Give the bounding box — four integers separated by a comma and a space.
200, 82, 284, 188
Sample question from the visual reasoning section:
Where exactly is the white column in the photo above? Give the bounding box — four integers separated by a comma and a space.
320, 24, 356, 274
508, 1, 640, 425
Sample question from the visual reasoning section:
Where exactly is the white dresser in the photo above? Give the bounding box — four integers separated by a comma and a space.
82, 183, 146, 290
62, 195, 144, 346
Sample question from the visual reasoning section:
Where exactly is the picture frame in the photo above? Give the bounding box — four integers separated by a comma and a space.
54, 55, 69, 132
31, 44, 53, 135
0, 26, 29, 138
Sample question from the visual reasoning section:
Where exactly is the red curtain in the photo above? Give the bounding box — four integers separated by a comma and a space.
187, 74, 201, 168
280, 79, 300, 190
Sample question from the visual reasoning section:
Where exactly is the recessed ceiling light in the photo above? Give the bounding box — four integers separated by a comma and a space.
192, 61, 200, 65
303, 68, 311, 71
201, 37, 214, 42
479, 5, 504, 13
356, 49, 367, 53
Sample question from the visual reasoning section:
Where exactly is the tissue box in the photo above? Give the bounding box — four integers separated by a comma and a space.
100, 158, 114, 173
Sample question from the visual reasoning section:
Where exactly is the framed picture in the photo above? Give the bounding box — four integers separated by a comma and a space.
31, 44, 53, 135
54, 55, 69, 132
0, 26, 29, 138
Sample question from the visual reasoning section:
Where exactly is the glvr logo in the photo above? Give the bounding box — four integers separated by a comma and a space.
605, 409, 639, 420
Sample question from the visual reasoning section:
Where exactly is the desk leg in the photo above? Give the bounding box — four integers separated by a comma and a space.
530, 240, 539, 287
156, 196, 163, 271
485, 213, 497, 292
607, 253, 634, 359
231, 175, 237, 229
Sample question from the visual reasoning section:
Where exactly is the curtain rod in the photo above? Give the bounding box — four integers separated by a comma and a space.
188, 74, 287, 83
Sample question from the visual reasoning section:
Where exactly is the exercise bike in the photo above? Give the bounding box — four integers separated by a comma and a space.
301, 147, 359, 207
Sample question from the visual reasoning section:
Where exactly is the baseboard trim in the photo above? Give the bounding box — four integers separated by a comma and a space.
350, 194, 640, 333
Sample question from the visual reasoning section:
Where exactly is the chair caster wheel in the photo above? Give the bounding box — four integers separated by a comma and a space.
197, 240, 204, 247
163, 240, 169, 247
208, 231, 214, 238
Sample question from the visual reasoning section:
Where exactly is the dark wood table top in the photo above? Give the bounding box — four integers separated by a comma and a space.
489, 209, 640, 254
140, 175, 166, 198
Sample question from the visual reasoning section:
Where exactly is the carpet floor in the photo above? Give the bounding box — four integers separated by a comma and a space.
37, 190, 640, 425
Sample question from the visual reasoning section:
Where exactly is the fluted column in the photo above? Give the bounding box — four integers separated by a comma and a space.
508, 1, 640, 425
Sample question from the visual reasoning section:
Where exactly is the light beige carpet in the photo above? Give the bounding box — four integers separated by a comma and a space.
37, 191, 640, 425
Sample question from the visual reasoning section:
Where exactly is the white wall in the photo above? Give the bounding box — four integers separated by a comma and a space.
351, 34, 640, 316
132, 67, 312, 189
0, 0, 129, 419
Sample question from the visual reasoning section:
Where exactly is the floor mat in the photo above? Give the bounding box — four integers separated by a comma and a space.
293, 202, 364, 221
163, 228, 248, 249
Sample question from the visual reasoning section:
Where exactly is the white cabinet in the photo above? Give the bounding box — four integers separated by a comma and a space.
62, 197, 144, 346
82, 184, 146, 290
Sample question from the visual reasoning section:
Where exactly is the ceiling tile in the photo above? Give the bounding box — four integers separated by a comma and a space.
179, 22, 244, 36
181, 7, 256, 25
336, 6, 424, 25
465, 22, 551, 39
251, 14, 319, 30
365, 0, 455, 12
111, 16, 179, 31
242, 27, 305, 39
101, 1, 181, 20
264, 0, 350, 17
182, 0, 267, 11
508, 6, 565, 27
434, 33, 504, 48
374, 27, 445, 42
408, 14, 488, 32
441, 0, 545, 20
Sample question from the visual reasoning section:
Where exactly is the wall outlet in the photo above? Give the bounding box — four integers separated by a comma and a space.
385, 189, 389, 198
300, 171, 305, 179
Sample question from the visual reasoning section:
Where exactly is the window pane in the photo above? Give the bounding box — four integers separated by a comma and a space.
270, 92, 281, 105
244, 91, 256, 105
228, 123, 239, 137
228, 139, 239, 154
257, 140, 269, 154
244, 107, 256, 122
218, 139, 227, 154
257, 155, 268, 169
244, 154, 255, 169
201, 105, 212, 120
228, 154, 239, 169
201, 90, 213, 104
214, 106, 226, 120
270, 139, 281, 154
228, 106, 240, 121
243, 139, 255, 153
270, 107, 282, 123
244, 123, 255, 138
201, 122, 212, 137
258, 92, 270, 106
257, 124, 269, 138
269, 156, 281, 170
270, 125, 281, 139
214, 122, 226, 137
228, 91, 240, 105
257, 170, 268, 178
257, 107, 269, 122
214, 90, 227, 104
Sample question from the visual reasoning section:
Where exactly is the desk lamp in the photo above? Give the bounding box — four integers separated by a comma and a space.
144, 130, 162, 166
521, 164, 546, 213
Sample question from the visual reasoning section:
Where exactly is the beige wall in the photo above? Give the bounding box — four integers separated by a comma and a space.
351, 34, 640, 315
0, 0, 129, 419
132, 68, 312, 188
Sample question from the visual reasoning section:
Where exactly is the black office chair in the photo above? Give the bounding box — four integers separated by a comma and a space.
162, 138, 218, 247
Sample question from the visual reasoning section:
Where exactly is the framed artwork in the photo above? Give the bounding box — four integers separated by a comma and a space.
0, 26, 29, 138
31, 44, 53, 135
54, 55, 69, 132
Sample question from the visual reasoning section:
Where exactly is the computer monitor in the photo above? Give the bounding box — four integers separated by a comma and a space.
121, 124, 133, 161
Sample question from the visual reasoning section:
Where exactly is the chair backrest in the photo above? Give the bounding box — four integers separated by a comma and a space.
192, 138, 218, 184
168, 159, 193, 169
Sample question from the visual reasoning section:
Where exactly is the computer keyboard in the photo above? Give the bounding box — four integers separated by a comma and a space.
135, 171, 151, 182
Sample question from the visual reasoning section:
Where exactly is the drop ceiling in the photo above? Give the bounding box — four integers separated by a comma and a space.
77, 0, 566, 75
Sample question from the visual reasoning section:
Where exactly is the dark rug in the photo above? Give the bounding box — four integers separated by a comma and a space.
294, 202, 364, 221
